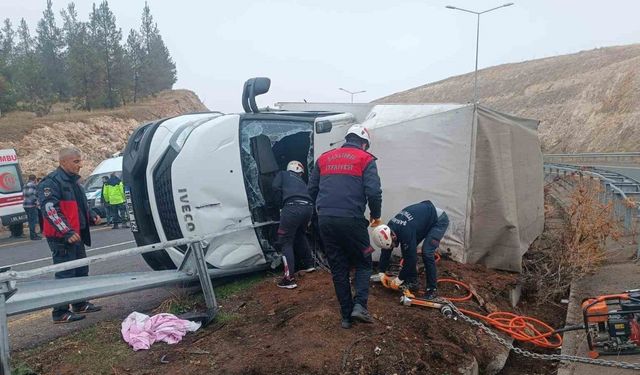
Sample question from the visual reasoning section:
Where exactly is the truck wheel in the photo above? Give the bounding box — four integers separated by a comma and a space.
142, 251, 177, 270
9, 223, 24, 238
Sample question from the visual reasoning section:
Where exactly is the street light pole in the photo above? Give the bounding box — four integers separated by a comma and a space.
446, 3, 514, 103
339, 88, 366, 103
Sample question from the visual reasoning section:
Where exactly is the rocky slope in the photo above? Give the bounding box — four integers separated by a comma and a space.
376, 44, 640, 153
0, 90, 208, 179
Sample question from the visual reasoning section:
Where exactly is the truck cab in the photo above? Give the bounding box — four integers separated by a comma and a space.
0, 149, 27, 237
124, 78, 354, 270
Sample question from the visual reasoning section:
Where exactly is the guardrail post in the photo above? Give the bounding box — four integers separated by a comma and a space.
191, 241, 218, 323
637, 231, 640, 261
0, 280, 16, 375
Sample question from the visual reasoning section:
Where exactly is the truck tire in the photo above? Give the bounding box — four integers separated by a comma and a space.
142, 251, 177, 270
9, 223, 24, 238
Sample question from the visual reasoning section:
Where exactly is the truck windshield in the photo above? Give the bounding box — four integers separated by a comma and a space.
239, 119, 313, 210
0, 165, 23, 194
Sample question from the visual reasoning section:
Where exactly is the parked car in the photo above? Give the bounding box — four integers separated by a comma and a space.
84, 156, 123, 221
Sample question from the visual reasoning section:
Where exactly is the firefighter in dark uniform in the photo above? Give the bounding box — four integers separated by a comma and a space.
309, 124, 383, 329
372, 200, 450, 300
272, 160, 316, 289
38, 147, 103, 323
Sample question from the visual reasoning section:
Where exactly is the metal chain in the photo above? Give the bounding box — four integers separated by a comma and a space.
447, 303, 640, 370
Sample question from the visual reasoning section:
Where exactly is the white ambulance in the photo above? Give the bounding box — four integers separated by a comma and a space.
0, 149, 27, 237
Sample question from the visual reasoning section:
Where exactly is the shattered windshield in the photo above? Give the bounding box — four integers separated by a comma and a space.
239, 119, 313, 209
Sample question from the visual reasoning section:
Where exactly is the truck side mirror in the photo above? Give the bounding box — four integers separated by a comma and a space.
315, 120, 332, 134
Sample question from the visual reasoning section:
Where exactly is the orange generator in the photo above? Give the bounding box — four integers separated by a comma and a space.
581, 290, 640, 358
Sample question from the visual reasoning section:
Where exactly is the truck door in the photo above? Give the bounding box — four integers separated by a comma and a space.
312, 114, 357, 157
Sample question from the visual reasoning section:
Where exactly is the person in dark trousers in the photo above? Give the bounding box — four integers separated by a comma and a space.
38, 147, 103, 323
104, 172, 128, 229
36, 177, 44, 233
309, 124, 383, 329
23, 174, 41, 240
272, 160, 316, 289
100, 175, 112, 225
372, 200, 450, 300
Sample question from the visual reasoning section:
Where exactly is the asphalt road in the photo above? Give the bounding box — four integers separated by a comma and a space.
0, 225, 182, 352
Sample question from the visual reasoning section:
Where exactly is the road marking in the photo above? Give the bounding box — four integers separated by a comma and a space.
0, 225, 116, 248
4, 240, 136, 268
0, 240, 29, 248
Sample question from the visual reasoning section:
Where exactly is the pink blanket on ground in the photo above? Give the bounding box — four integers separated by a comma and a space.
121, 312, 201, 351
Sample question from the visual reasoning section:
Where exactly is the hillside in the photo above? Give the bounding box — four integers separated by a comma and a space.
0, 90, 208, 178
376, 44, 640, 153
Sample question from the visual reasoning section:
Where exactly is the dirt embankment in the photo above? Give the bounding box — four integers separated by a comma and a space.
14, 258, 565, 375
0, 90, 208, 179
376, 44, 640, 153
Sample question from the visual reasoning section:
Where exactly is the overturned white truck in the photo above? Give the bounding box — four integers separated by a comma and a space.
124, 78, 543, 274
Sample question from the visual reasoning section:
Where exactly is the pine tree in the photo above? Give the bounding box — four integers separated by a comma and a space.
62, 3, 98, 110
14, 18, 53, 115
90, 0, 125, 108
137, 2, 176, 97
1, 19, 15, 65
36, 0, 66, 100
0, 19, 17, 113
125, 29, 143, 103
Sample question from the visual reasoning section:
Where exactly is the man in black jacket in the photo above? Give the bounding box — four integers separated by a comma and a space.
38, 147, 103, 323
272, 160, 315, 289
309, 124, 382, 329
372, 200, 450, 300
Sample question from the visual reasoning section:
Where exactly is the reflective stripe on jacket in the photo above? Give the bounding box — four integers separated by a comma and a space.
105, 177, 125, 205
309, 143, 382, 218
37, 167, 92, 246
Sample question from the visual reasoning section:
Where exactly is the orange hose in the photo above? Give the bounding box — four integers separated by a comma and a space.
437, 278, 562, 349
397, 253, 561, 348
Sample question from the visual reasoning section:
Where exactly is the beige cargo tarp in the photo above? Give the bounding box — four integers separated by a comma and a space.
276, 102, 544, 272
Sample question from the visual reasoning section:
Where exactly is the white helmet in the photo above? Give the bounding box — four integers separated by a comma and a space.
346, 124, 371, 145
286, 160, 304, 174
371, 224, 393, 249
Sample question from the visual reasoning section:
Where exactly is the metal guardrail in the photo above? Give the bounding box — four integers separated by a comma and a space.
0, 222, 277, 375
544, 163, 640, 259
544, 152, 640, 165
545, 152, 640, 157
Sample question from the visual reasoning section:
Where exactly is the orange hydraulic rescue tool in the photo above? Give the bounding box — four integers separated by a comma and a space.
379, 273, 455, 318
400, 289, 454, 318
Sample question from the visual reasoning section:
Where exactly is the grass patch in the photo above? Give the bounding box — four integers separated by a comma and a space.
216, 311, 241, 324
152, 273, 267, 315
12, 321, 131, 375
11, 363, 37, 375
213, 273, 267, 300
155, 288, 204, 315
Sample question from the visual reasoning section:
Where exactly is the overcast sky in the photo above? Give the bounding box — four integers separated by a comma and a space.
2, 0, 640, 112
